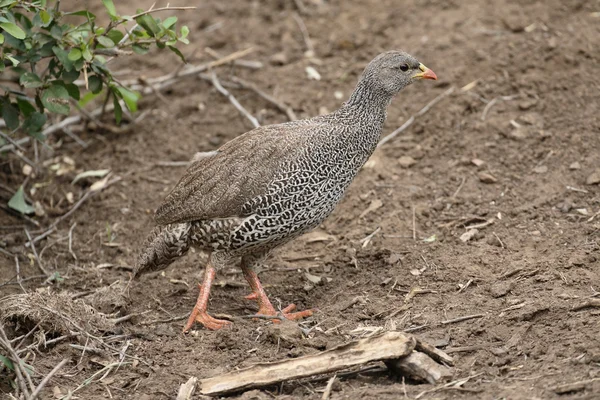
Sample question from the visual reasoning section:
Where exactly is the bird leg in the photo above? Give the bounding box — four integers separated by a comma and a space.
242, 263, 314, 322
183, 261, 231, 332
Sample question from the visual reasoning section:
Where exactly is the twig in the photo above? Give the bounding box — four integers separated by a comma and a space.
68, 223, 77, 260
14, 255, 26, 293
415, 373, 483, 399
492, 232, 505, 249
481, 95, 518, 121
24, 229, 49, 276
130, 6, 196, 21
30, 358, 69, 400
321, 374, 336, 400
378, 86, 455, 147
452, 177, 466, 198
292, 12, 315, 56
138, 314, 188, 326
177, 376, 198, 400
204, 47, 263, 70
231, 76, 297, 121
360, 226, 381, 248
441, 313, 484, 325
0, 324, 34, 397
209, 71, 260, 128
412, 207, 416, 240
27, 177, 121, 247
572, 298, 600, 311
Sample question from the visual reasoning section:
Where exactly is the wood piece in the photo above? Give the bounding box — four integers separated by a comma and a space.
552, 378, 600, 395
415, 338, 454, 366
385, 351, 453, 384
177, 377, 198, 400
199, 331, 416, 396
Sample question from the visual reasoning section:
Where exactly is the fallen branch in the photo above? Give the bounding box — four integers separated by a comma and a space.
30, 358, 69, 400
200, 331, 416, 396
177, 377, 198, 400
385, 351, 452, 384
209, 71, 260, 128
378, 86, 455, 148
231, 76, 298, 121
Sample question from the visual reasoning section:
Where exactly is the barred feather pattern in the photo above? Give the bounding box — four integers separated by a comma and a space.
135, 51, 428, 274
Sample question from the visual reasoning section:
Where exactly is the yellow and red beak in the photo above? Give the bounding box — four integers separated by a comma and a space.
413, 63, 437, 80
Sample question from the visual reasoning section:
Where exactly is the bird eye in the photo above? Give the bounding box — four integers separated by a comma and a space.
399, 64, 409, 72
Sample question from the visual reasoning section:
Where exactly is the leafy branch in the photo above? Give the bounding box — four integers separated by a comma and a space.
0, 0, 192, 149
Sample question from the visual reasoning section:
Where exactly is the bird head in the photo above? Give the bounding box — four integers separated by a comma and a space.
361, 50, 437, 96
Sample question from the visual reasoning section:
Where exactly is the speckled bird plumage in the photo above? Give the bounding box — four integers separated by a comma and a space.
134, 51, 437, 331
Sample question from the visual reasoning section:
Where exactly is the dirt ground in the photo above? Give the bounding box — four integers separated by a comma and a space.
2, 0, 600, 398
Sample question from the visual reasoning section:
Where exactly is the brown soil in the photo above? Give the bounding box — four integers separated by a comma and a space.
2, 0, 600, 399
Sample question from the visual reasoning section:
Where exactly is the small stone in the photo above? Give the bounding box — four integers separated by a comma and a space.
398, 155, 417, 168
305, 66, 321, 80
334, 91, 344, 100
22, 164, 33, 176
533, 165, 548, 174
509, 126, 528, 140
569, 161, 581, 170
471, 158, 485, 167
478, 171, 498, 183
269, 52, 288, 65
460, 229, 478, 242
557, 199, 573, 213
490, 281, 513, 298
586, 169, 600, 185
486, 234, 502, 247
519, 98, 538, 110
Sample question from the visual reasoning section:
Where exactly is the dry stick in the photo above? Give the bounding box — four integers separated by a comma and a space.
204, 47, 263, 70
321, 374, 337, 400
481, 95, 518, 121
199, 331, 416, 396
27, 177, 121, 247
231, 76, 298, 121
209, 71, 260, 128
441, 313, 484, 325
68, 222, 77, 260
0, 324, 34, 397
30, 358, 69, 400
292, 12, 315, 55
378, 86, 455, 147
24, 229, 49, 276
14, 255, 26, 293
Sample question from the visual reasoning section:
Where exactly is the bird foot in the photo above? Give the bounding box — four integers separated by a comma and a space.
183, 308, 231, 332
255, 303, 315, 323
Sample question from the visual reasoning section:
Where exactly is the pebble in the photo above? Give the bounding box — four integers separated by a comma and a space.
490, 281, 513, 298
398, 155, 416, 168
269, 52, 288, 65
586, 169, 600, 185
478, 171, 498, 183
533, 165, 548, 174
569, 161, 581, 170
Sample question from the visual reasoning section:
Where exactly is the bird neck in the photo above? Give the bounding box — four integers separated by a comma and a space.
343, 79, 393, 124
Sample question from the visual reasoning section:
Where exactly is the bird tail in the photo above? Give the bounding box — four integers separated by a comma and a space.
133, 222, 192, 277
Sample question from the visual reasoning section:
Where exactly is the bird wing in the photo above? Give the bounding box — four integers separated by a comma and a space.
154, 121, 322, 225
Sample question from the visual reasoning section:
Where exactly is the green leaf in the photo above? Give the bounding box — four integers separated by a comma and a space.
136, 14, 160, 37
1, 100, 20, 130
53, 46, 73, 71
180, 25, 189, 39
0, 33, 4, 45
41, 83, 70, 114
19, 72, 43, 88
115, 86, 139, 112
0, 354, 14, 371
5, 54, 20, 66
162, 16, 177, 29
96, 35, 114, 48
39, 10, 52, 26
61, 68, 80, 84
112, 94, 122, 124
132, 43, 149, 55
68, 48, 82, 61
78, 90, 102, 107
22, 112, 47, 134
101, 0, 117, 17
0, 22, 25, 39
65, 83, 80, 100
0, 61, 4, 72
88, 75, 103, 94
16, 97, 36, 117
66, 10, 97, 20
106, 29, 124, 45
82, 47, 93, 61
168, 45, 186, 63
8, 186, 35, 215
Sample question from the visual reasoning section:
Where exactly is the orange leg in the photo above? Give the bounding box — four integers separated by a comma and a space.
242, 263, 314, 323
183, 262, 231, 332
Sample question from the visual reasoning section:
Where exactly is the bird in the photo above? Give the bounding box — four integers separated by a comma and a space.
134, 50, 437, 332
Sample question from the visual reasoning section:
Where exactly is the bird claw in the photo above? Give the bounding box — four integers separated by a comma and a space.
183, 309, 231, 332
255, 303, 315, 323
